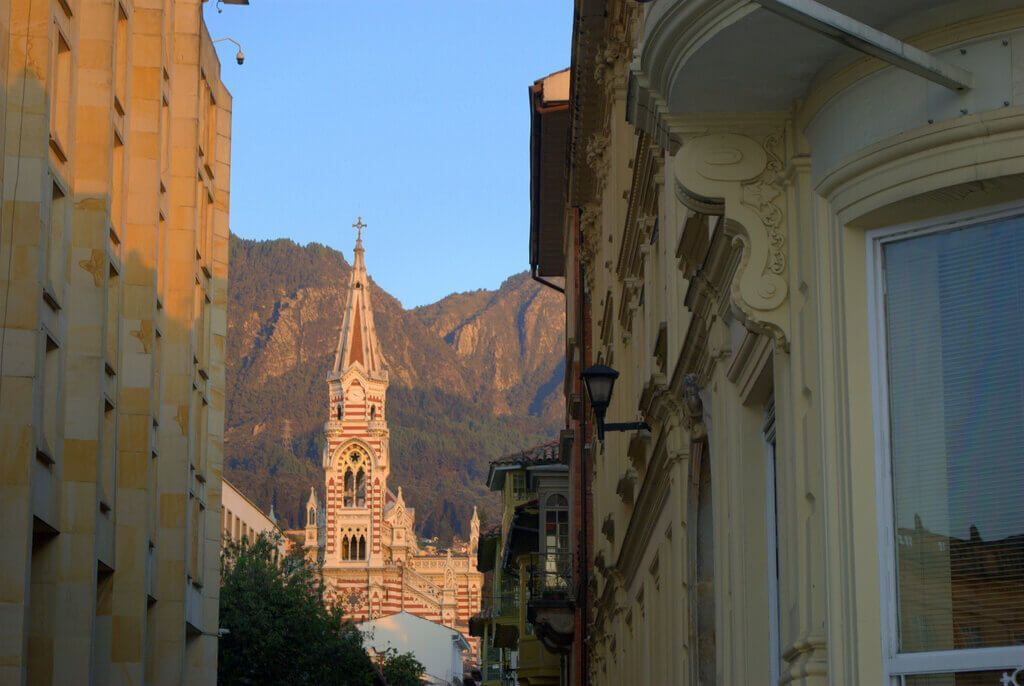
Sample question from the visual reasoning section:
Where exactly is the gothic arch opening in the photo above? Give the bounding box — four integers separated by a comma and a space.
356, 469, 366, 507
342, 535, 350, 561
344, 470, 354, 507
359, 535, 366, 560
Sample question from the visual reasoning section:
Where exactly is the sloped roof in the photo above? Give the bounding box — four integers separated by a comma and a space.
487, 441, 563, 490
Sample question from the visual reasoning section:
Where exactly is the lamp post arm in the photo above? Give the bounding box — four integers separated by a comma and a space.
213, 37, 242, 51
602, 421, 651, 434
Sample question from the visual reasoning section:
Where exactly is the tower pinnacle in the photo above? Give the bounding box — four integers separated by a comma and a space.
334, 222, 385, 376
352, 216, 367, 244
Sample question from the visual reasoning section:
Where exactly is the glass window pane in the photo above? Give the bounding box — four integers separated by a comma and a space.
884, 216, 1024, 654
905, 671, 1005, 686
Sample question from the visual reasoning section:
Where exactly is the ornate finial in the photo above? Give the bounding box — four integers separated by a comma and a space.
352, 216, 368, 243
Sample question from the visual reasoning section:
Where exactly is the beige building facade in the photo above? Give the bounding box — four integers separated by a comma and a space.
0, 0, 232, 683
535, 1, 1024, 684
221, 479, 286, 556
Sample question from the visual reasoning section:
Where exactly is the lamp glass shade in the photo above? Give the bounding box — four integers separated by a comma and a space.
581, 364, 618, 411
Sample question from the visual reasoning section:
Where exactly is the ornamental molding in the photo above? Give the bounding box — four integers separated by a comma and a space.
601, 513, 616, 545
580, 202, 602, 293
613, 439, 674, 590
682, 374, 707, 443
739, 134, 786, 279
673, 130, 791, 349
594, 1, 639, 104
616, 467, 639, 507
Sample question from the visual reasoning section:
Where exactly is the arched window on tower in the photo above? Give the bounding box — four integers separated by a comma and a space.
349, 536, 359, 560
344, 470, 354, 507
341, 535, 350, 560
359, 535, 366, 560
308, 507, 315, 525
356, 469, 366, 507
370, 405, 376, 421
336, 403, 342, 420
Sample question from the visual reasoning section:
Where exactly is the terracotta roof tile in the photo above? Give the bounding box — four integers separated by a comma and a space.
489, 440, 560, 467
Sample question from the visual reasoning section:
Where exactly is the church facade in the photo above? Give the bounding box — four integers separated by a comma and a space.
301, 226, 483, 648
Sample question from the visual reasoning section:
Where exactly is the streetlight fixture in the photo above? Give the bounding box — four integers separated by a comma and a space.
581, 364, 651, 441
213, 37, 245, 65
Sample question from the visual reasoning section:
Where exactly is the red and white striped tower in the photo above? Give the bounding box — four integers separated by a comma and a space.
322, 218, 390, 571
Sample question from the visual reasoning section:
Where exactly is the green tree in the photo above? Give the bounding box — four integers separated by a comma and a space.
218, 533, 378, 686
380, 648, 425, 686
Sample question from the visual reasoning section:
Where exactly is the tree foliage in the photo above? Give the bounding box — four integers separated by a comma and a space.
218, 534, 379, 686
380, 648, 426, 686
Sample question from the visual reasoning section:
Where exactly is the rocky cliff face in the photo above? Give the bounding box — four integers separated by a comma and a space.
226, 236, 564, 540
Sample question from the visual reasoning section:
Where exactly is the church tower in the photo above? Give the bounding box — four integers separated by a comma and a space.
311, 218, 482, 638
322, 219, 390, 567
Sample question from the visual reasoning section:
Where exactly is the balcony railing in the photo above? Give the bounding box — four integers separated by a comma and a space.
526, 551, 573, 600
484, 591, 518, 619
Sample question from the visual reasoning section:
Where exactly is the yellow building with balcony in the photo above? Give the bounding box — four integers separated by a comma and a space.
0, 0, 234, 683
472, 442, 571, 686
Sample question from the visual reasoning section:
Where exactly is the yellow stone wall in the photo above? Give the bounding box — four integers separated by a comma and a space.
0, 0, 230, 683
566, 1, 1024, 685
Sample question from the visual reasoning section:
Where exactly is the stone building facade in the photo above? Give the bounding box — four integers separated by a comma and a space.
303, 234, 483, 651
532, 0, 1024, 684
0, 0, 232, 683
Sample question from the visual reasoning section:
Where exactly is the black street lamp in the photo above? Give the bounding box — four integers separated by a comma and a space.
581, 364, 651, 441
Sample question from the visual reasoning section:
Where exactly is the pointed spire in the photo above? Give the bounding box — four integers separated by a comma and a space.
334, 225, 385, 376
469, 506, 480, 555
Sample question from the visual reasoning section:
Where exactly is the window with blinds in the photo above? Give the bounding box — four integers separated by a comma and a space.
881, 212, 1024, 678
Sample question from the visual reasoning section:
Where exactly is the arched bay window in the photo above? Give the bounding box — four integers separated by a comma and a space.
358, 535, 366, 560
342, 535, 350, 560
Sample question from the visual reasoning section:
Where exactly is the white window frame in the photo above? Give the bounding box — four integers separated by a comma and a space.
866, 200, 1024, 682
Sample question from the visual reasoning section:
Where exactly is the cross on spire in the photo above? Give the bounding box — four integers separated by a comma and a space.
352, 216, 368, 243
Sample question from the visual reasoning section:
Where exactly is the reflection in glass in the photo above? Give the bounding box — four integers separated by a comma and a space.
884, 216, 1024, 654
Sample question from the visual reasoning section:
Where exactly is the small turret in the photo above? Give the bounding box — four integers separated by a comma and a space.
469, 506, 480, 556
304, 487, 319, 551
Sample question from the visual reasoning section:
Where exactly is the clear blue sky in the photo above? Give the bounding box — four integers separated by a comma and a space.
203, 2, 572, 308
